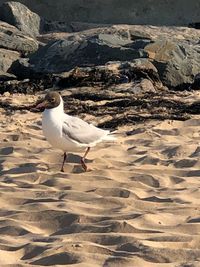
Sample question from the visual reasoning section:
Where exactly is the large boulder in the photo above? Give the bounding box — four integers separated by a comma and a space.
0, 21, 39, 55
13, 32, 148, 76
0, 1, 73, 37
145, 39, 200, 88
0, 1, 41, 36
6, 22, 200, 89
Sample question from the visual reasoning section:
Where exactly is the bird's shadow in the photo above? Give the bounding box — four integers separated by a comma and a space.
65, 153, 93, 174
66, 153, 92, 164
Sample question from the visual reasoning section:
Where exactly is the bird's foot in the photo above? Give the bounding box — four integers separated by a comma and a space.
60, 167, 65, 172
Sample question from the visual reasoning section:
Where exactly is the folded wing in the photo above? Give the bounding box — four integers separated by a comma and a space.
62, 115, 109, 145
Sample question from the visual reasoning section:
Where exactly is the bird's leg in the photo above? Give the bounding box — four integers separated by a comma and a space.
61, 152, 67, 172
81, 147, 90, 171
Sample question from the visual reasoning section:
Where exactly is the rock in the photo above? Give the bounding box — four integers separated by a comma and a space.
0, 21, 39, 55
17, 32, 147, 75
132, 79, 156, 94
0, 1, 41, 36
3, 22, 200, 89
190, 73, 200, 90
0, 1, 74, 37
145, 39, 200, 88
0, 71, 16, 81
126, 25, 200, 42
9, 58, 36, 79
0, 48, 20, 73
36, 32, 71, 44
37, 25, 128, 44
129, 29, 152, 41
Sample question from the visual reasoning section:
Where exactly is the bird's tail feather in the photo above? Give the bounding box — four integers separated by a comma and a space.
103, 131, 117, 141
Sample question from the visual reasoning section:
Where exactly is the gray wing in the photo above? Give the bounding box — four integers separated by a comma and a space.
62, 115, 108, 145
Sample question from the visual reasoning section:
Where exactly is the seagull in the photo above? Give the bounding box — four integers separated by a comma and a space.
36, 91, 116, 172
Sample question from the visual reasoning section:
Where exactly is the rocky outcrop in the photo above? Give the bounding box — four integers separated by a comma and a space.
0, 1, 72, 37
1, 2, 200, 90
31, 33, 146, 73
12, 24, 200, 89
145, 39, 200, 88
0, 48, 18, 82
12, 31, 149, 77
0, 20, 39, 81
0, 21, 39, 55
0, 1, 41, 36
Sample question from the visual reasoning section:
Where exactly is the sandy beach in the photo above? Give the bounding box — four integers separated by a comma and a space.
1, 92, 200, 266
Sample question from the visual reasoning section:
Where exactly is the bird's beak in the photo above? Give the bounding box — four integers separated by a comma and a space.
34, 98, 48, 111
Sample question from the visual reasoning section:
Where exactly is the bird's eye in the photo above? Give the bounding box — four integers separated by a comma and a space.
50, 98, 55, 102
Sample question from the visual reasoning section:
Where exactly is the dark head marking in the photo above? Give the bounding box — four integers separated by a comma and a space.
36, 91, 61, 110
44, 92, 61, 109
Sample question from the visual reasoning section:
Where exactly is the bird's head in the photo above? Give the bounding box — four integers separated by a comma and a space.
35, 91, 61, 110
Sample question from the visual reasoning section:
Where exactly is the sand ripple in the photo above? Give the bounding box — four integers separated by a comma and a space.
1, 103, 200, 266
